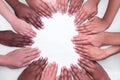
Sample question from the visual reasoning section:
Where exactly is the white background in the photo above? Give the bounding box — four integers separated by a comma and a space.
0, 0, 120, 80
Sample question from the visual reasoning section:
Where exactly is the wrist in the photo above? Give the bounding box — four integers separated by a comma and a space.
102, 32, 111, 46
9, 17, 19, 27
88, 0, 100, 5
0, 55, 9, 66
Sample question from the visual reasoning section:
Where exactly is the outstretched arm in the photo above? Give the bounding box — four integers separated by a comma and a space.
103, 0, 120, 27
0, 0, 36, 38
74, 45, 120, 60
72, 32, 120, 47
76, 0, 120, 34
5, 0, 44, 29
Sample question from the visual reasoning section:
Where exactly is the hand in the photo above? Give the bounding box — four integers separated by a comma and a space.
0, 30, 33, 47
59, 67, 72, 80
13, 2, 44, 29
74, 45, 110, 60
75, 0, 99, 25
76, 16, 109, 34
18, 57, 48, 80
78, 58, 110, 80
70, 64, 91, 80
40, 62, 58, 80
26, 0, 52, 18
68, 0, 83, 15
5, 47, 40, 68
56, 0, 68, 14
72, 32, 106, 47
42, 0, 57, 13
12, 18, 36, 38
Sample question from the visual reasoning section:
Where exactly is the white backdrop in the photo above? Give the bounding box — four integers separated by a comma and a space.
0, 0, 120, 80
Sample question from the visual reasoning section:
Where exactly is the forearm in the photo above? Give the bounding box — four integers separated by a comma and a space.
0, 0, 18, 25
105, 46, 120, 58
103, 0, 119, 27
5, 0, 20, 10
88, 0, 100, 5
103, 32, 120, 45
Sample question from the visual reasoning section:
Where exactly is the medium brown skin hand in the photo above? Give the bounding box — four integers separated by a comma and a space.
5, 47, 40, 69
70, 64, 91, 80
68, 0, 83, 16
74, 44, 120, 60
59, 67, 72, 80
75, 0, 99, 25
0, 30, 33, 47
76, 16, 109, 34
78, 58, 110, 80
5, 0, 44, 29
74, 45, 109, 60
26, 0, 52, 18
56, 0, 68, 14
72, 32, 105, 47
18, 57, 48, 80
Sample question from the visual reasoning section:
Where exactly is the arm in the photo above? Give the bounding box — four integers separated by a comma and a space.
0, 0, 18, 24
74, 45, 120, 60
103, 32, 120, 46
0, 0, 36, 38
75, 0, 100, 25
103, 0, 120, 27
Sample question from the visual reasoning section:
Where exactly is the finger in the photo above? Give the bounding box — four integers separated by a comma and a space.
78, 60, 92, 72
74, 46, 88, 54
24, 52, 40, 63
52, 63, 58, 78
78, 58, 93, 68
68, 70, 72, 80
64, 0, 68, 13
70, 64, 79, 80
76, 12, 88, 25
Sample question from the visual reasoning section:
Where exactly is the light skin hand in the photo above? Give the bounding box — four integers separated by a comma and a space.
70, 64, 91, 80
76, 16, 109, 34
78, 58, 110, 80
18, 57, 48, 80
12, 18, 36, 38
0, 0, 36, 38
26, 0, 52, 18
68, 0, 83, 16
72, 32, 105, 47
59, 67, 72, 80
0, 30, 33, 47
56, 0, 68, 14
75, 0, 99, 25
72, 32, 120, 47
40, 62, 58, 80
74, 45, 120, 60
5, 0, 44, 29
4, 47, 40, 69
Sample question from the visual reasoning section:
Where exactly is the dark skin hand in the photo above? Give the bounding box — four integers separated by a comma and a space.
78, 58, 110, 80
26, 0, 52, 18
0, 30, 33, 47
71, 64, 91, 80
68, 0, 83, 16
59, 67, 72, 80
5, 0, 44, 29
18, 57, 48, 80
